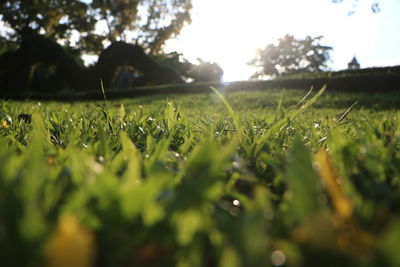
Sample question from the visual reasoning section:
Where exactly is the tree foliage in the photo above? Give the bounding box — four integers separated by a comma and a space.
153, 53, 224, 82
0, 34, 184, 92
331, 0, 381, 14
188, 59, 224, 82
0, 0, 192, 55
249, 35, 332, 78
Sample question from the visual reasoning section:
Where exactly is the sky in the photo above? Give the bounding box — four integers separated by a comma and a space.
164, 0, 400, 81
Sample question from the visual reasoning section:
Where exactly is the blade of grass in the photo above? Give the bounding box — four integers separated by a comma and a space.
337, 101, 358, 124
288, 86, 314, 111
255, 85, 326, 151
100, 78, 107, 105
210, 86, 240, 130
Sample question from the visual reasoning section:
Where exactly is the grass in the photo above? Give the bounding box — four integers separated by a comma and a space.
0, 88, 400, 267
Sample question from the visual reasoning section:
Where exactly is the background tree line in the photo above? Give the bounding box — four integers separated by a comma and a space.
249, 34, 332, 79
0, 0, 382, 93
0, 0, 226, 92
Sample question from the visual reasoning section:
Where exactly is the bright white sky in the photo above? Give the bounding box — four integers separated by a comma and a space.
164, 0, 400, 81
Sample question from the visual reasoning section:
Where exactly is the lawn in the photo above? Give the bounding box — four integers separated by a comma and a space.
1, 87, 400, 267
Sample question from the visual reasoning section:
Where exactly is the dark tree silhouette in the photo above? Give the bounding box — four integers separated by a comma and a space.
0, 1, 192, 93
188, 60, 224, 82
0, 34, 183, 92
152, 53, 224, 82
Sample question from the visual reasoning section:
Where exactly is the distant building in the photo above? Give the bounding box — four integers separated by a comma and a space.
348, 56, 360, 70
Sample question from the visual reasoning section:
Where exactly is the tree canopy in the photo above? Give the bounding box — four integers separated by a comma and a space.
0, 0, 192, 55
0, 1, 194, 92
331, 0, 381, 14
249, 35, 332, 78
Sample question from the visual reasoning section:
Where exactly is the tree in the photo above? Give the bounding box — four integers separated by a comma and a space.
0, 0, 192, 55
0, 1, 192, 92
249, 35, 332, 78
0, 1, 99, 51
0, 34, 183, 92
91, 0, 192, 54
331, 0, 381, 14
188, 59, 224, 82
153, 53, 224, 82
152, 51, 193, 79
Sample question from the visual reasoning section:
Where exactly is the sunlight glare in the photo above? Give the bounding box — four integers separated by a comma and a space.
165, 0, 400, 81
165, 0, 334, 81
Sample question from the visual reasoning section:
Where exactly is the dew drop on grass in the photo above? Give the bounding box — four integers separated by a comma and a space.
232, 199, 240, 207
359, 146, 367, 154
271, 250, 286, 266
232, 161, 241, 170
312, 162, 321, 171
92, 161, 104, 174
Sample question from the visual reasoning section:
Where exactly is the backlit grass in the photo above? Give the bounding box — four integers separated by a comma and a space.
1, 88, 399, 267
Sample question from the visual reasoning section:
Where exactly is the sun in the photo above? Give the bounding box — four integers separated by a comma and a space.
165, 0, 363, 81
164, 0, 296, 81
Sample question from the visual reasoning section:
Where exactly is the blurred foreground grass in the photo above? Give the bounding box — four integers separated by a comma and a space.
1, 88, 400, 267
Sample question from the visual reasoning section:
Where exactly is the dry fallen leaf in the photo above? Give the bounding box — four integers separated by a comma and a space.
45, 214, 95, 267
317, 150, 352, 220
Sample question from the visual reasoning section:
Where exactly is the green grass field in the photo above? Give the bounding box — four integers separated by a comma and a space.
1, 88, 400, 267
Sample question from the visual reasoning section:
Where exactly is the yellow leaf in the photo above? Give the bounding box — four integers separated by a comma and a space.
292, 212, 375, 260
1, 119, 9, 128
317, 150, 352, 220
45, 214, 95, 267
47, 156, 56, 166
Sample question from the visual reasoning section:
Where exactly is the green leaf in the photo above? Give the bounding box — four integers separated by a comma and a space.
379, 219, 400, 266
174, 209, 205, 245
284, 137, 320, 222
219, 246, 241, 267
